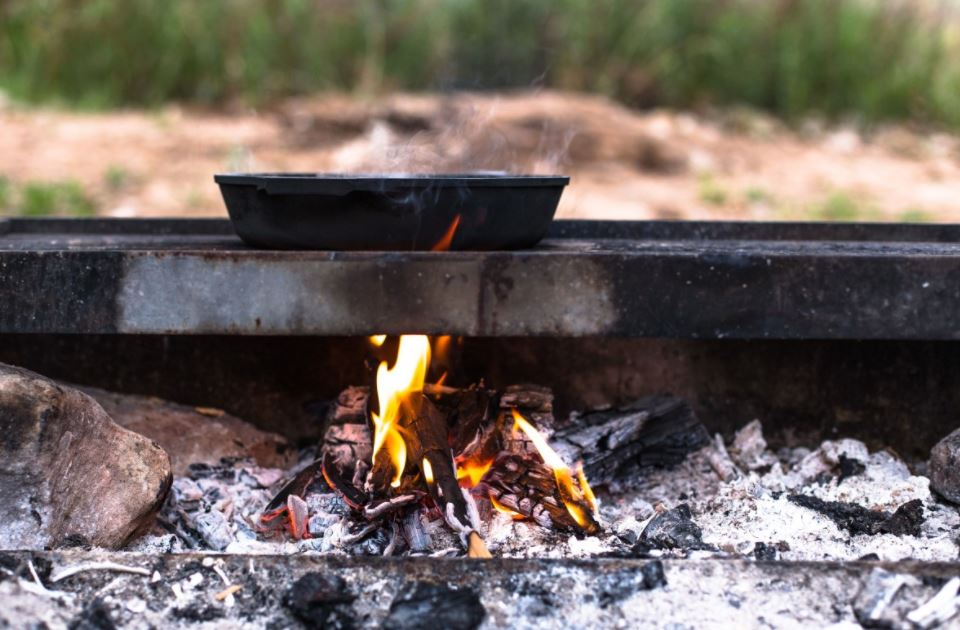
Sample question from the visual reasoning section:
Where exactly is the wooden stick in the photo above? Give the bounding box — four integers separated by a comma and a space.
467, 532, 492, 558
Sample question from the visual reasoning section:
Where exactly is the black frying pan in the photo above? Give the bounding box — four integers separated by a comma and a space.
214, 173, 568, 250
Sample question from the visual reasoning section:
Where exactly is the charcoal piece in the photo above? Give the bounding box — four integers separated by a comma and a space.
321, 453, 368, 511
837, 454, 866, 482
284, 573, 356, 630
171, 604, 225, 622
68, 599, 116, 630
597, 562, 667, 607
555, 396, 710, 484
879, 499, 924, 536
638, 504, 707, 551
789, 495, 886, 535
640, 560, 667, 589
788, 495, 925, 537
192, 509, 232, 551
60, 533, 92, 549
264, 458, 325, 514
383, 582, 485, 630
752, 542, 778, 561
929, 427, 960, 504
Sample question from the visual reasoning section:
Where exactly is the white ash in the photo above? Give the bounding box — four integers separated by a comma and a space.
128, 422, 960, 562
631, 425, 960, 562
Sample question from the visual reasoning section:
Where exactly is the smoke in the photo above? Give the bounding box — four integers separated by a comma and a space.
328, 92, 576, 175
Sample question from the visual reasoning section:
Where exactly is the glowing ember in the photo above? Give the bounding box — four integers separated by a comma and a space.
455, 456, 494, 488
511, 409, 601, 533
431, 215, 461, 251
371, 335, 431, 488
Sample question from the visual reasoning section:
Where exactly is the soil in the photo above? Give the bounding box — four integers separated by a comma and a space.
3, 90, 960, 223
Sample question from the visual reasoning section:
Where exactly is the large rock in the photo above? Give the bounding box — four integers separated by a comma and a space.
930, 427, 960, 504
0, 364, 171, 549
81, 386, 294, 476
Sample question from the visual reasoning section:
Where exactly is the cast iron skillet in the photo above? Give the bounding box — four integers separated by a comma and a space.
214, 173, 569, 250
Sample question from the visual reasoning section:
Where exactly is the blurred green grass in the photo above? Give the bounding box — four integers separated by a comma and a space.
0, 178, 97, 217
1, 0, 959, 128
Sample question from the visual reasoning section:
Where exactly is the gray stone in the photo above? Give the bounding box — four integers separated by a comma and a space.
0, 363, 171, 549
930, 427, 960, 504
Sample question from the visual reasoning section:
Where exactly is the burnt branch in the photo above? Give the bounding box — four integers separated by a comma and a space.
554, 395, 709, 485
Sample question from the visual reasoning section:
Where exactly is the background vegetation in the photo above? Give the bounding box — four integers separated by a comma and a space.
2, 0, 959, 128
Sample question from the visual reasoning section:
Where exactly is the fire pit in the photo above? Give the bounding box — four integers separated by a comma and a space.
1, 217, 959, 628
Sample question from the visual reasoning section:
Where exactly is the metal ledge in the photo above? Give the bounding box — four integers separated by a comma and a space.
2, 218, 960, 338
0, 550, 957, 628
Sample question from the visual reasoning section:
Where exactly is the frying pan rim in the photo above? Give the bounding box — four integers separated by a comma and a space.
214, 172, 570, 192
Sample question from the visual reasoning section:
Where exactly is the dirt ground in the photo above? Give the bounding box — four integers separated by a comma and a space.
3, 90, 960, 223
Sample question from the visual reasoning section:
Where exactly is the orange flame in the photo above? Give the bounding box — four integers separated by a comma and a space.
490, 495, 525, 520
431, 215, 461, 252
511, 409, 600, 532
369, 334, 387, 347
422, 457, 434, 484
371, 335, 430, 488
455, 456, 494, 488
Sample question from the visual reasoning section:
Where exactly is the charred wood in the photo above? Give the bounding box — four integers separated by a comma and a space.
554, 395, 709, 484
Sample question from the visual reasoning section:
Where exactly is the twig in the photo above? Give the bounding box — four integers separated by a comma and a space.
467, 532, 492, 559
382, 522, 400, 557
214, 584, 243, 601
50, 562, 151, 583
26, 560, 54, 596
19, 560, 72, 601
907, 577, 960, 629
212, 564, 231, 587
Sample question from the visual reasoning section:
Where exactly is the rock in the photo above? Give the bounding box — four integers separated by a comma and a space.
284, 573, 356, 630
0, 363, 171, 549
81, 386, 294, 476
383, 582, 485, 630
929, 427, 960, 504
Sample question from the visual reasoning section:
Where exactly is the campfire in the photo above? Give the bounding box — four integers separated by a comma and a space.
256, 335, 602, 557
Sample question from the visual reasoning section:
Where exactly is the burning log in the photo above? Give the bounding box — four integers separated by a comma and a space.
343, 336, 492, 557
260, 333, 706, 555
369, 389, 488, 555
484, 410, 601, 534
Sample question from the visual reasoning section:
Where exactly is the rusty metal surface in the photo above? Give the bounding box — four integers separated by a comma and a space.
3, 218, 960, 338
1, 550, 958, 629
